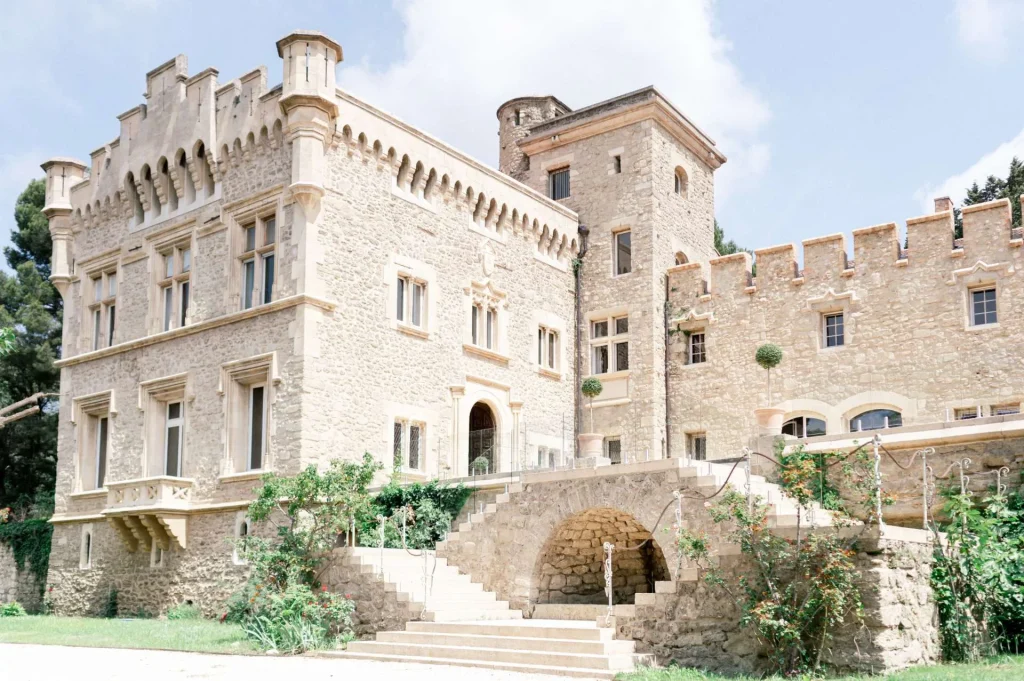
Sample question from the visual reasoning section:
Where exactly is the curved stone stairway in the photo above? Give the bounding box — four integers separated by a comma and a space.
328, 459, 840, 677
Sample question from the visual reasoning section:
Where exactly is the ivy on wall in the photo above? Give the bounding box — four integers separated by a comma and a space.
0, 517, 52, 585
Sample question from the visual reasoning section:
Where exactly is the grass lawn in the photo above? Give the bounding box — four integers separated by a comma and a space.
618, 655, 1024, 681
0, 615, 255, 654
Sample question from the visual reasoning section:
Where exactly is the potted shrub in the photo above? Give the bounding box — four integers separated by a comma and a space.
753, 342, 785, 433
470, 455, 490, 476
578, 377, 606, 461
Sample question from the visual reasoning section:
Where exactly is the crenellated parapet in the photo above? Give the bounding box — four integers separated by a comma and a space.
669, 198, 1022, 306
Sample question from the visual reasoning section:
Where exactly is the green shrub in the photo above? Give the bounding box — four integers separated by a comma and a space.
0, 602, 26, 617
359, 479, 471, 550
166, 603, 203, 620
242, 582, 354, 653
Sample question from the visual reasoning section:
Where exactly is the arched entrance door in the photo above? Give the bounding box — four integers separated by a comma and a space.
468, 402, 496, 475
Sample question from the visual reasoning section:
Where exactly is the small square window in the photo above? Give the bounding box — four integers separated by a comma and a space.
592, 320, 608, 339
688, 433, 706, 461
824, 313, 844, 348
614, 231, 632, 275
550, 168, 570, 200
688, 332, 706, 364
607, 438, 622, 464
954, 407, 979, 420
614, 316, 629, 335
971, 287, 997, 326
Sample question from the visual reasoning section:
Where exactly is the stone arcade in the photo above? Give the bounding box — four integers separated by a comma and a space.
21, 29, 1023, 675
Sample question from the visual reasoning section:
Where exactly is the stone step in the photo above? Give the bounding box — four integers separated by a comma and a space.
532, 604, 610, 621
375, 631, 635, 655
323, 650, 619, 679
422, 607, 523, 622
406, 620, 613, 641
344, 641, 635, 671
386, 580, 485, 595
394, 590, 496, 604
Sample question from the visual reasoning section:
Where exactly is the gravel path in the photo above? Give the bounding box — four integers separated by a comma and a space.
1, 643, 599, 681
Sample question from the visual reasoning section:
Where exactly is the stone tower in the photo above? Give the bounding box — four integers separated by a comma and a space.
496, 96, 571, 183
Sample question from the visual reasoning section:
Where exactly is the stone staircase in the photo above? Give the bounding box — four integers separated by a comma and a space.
328, 619, 644, 678
343, 547, 521, 621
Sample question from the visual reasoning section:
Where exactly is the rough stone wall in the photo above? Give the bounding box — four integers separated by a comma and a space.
323, 549, 420, 637
497, 97, 566, 182
616, 535, 937, 676
0, 543, 43, 612
535, 507, 669, 605
46, 511, 250, 617
668, 199, 1024, 460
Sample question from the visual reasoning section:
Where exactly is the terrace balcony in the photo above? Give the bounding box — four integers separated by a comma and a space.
102, 476, 194, 552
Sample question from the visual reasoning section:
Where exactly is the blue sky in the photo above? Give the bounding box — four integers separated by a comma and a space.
3, 0, 1023, 269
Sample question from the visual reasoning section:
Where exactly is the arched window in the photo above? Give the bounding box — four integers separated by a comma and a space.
674, 252, 688, 266
850, 409, 902, 432
674, 167, 688, 197
782, 416, 826, 438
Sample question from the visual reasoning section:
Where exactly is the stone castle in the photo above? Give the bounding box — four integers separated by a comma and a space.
24, 29, 1024, 674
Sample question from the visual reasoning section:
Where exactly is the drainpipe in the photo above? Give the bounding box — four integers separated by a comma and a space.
574, 224, 590, 459
663, 274, 671, 459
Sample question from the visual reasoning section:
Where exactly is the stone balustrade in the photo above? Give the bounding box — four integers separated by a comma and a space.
105, 476, 194, 512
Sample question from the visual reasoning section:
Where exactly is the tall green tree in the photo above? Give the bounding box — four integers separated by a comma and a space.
714, 219, 744, 256
0, 179, 61, 509
956, 156, 1024, 238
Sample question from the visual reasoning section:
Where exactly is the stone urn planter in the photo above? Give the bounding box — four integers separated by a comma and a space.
578, 432, 605, 458
753, 407, 785, 434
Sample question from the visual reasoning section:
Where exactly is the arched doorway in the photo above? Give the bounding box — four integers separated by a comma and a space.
468, 402, 496, 475
532, 507, 670, 606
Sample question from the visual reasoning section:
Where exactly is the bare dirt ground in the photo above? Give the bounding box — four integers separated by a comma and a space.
1, 643, 594, 681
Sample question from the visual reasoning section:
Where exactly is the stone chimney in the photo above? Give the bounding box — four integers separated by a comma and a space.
934, 196, 954, 214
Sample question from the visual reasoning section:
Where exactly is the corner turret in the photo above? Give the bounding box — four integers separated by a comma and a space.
41, 157, 88, 295
496, 96, 570, 182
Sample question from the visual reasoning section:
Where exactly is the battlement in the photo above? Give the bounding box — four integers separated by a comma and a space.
669, 198, 1022, 301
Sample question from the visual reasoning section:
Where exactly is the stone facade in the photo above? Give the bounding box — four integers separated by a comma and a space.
0, 543, 43, 613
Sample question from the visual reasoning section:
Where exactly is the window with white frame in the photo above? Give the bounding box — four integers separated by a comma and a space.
80, 524, 94, 570
688, 332, 706, 365
221, 355, 276, 475
74, 392, 113, 493
158, 244, 191, 332
953, 407, 978, 420
687, 433, 707, 461
396, 274, 426, 330
614, 230, 632, 275
393, 419, 424, 471
537, 326, 559, 371
246, 384, 267, 471
465, 280, 507, 357
823, 312, 845, 348
590, 314, 629, 374
240, 215, 276, 310
164, 401, 184, 477
549, 167, 570, 200
782, 416, 826, 438
606, 437, 622, 465
850, 408, 902, 432
470, 304, 496, 350
970, 287, 997, 326
87, 269, 117, 350
993, 403, 1021, 416
233, 511, 250, 565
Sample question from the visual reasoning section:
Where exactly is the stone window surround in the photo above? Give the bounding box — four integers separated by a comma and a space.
463, 278, 510, 363
530, 432, 567, 470
393, 419, 426, 473
217, 353, 281, 481
807, 288, 856, 352
773, 392, 919, 438
587, 307, 630, 378
138, 372, 191, 478
150, 540, 165, 568
674, 166, 688, 198
70, 390, 117, 496
78, 249, 120, 354
227, 192, 283, 313
232, 511, 250, 565
606, 147, 625, 176
781, 412, 829, 438
685, 431, 707, 460
146, 220, 197, 336
80, 523, 94, 570
611, 227, 632, 278
383, 401, 437, 479
604, 435, 622, 464
532, 310, 567, 380
672, 310, 713, 371
385, 254, 438, 339
950, 260, 1011, 332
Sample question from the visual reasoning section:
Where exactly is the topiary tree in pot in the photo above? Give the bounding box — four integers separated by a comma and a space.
755, 342, 783, 404
581, 377, 603, 433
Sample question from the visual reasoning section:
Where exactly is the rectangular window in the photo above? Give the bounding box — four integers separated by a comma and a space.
95, 416, 109, 489
615, 231, 632, 275
593, 345, 609, 374
549, 167, 570, 200
393, 421, 403, 467
471, 305, 480, 345
242, 259, 255, 310
590, 314, 629, 374
107, 305, 116, 346
593, 320, 608, 339
248, 385, 266, 471
408, 424, 421, 470
165, 401, 183, 477
261, 254, 275, 305
239, 216, 277, 310
158, 244, 192, 330
88, 270, 117, 350
971, 287, 997, 326
547, 331, 556, 369
688, 433, 707, 461
180, 281, 190, 327
607, 438, 622, 465
689, 332, 706, 364
396, 275, 427, 329
824, 312, 845, 347
614, 155, 622, 174
162, 286, 173, 331
614, 316, 628, 335
954, 407, 979, 420
486, 309, 494, 349
538, 328, 544, 365
538, 326, 559, 371
993, 403, 1021, 416
411, 282, 423, 327
615, 342, 629, 371
92, 308, 102, 350
396, 277, 406, 322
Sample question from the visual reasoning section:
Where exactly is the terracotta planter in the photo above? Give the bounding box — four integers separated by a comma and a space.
753, 407, 786, 435
577, 433, 605, 458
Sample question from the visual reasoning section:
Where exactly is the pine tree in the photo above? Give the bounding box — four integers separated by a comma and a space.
0, 179, 60, 508
956, 157, 1024, 238
714, 219, 743, 256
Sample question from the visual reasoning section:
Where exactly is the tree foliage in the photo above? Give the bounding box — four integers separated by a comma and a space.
358, 478, 472, 550
955, 156, 1024, 237
0, 178, 60, 510
714, 220, 744, 256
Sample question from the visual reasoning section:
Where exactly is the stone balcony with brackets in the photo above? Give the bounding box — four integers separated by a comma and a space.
102, 477, 194, 552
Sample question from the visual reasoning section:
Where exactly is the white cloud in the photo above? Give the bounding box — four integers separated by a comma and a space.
914, 127, 1024, 213
338, 0, 770, 203
953, 0, 1024, 61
